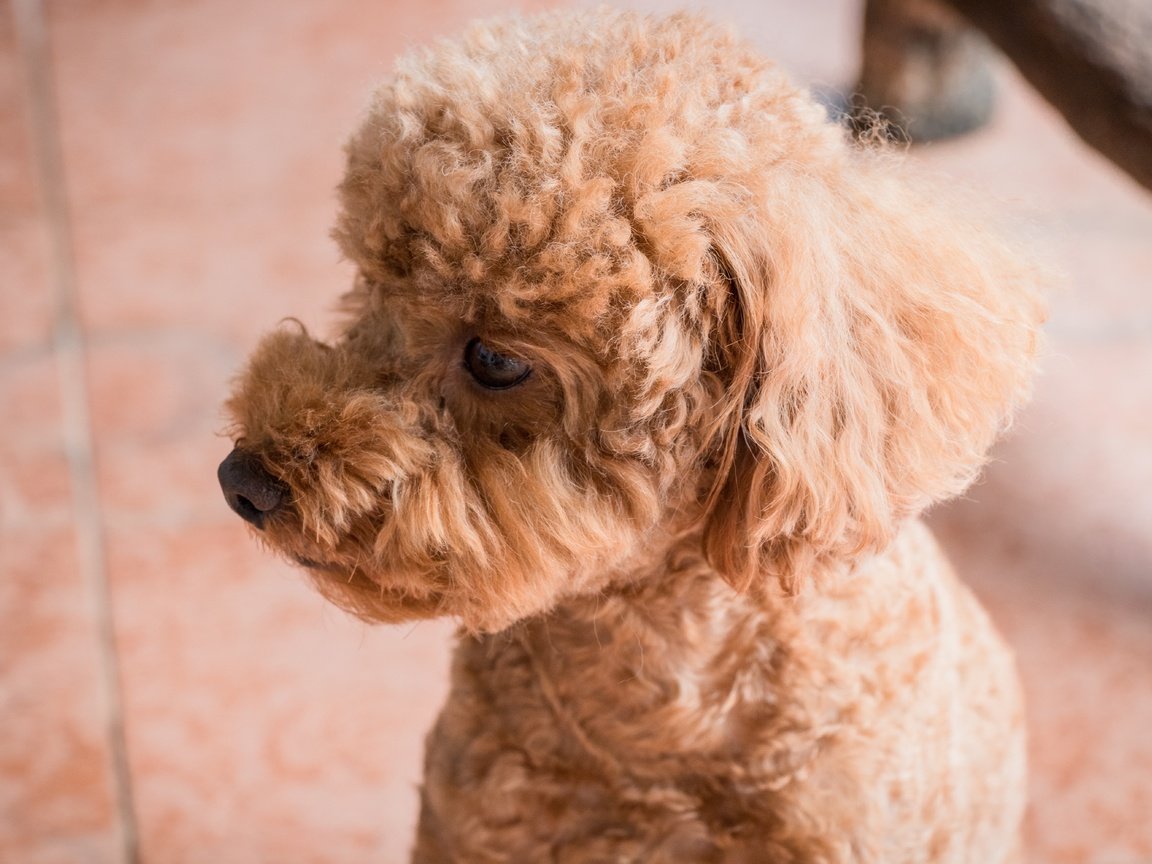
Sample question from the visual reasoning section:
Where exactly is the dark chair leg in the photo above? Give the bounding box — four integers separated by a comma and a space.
853, 0, 1152, 194
853, 0, 996, 141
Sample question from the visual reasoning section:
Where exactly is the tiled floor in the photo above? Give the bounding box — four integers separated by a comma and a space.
1, 0, 1149, 861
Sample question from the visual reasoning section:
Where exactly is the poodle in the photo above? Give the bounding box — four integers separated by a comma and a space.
218, 9, 1046, 862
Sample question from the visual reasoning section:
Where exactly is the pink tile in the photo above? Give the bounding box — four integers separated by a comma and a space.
2, 10, 127, 858
929, 338, 1152, 861
0, 525, 121, 864
930, 531, 1152, 864
0, 357, 125, 862
1045, 222, 1152, 341
0, 9, 54, 355
84, 334, 241, 521
950, 344, 1152, 594
0, 6, 39, 218
0, 220, 56, 355
104, 519, 452, 863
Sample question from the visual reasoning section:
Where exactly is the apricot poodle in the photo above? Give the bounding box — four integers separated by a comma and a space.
219, 9, 1046, 862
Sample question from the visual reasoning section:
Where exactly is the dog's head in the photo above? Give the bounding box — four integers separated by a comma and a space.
220, 10, 1045, 632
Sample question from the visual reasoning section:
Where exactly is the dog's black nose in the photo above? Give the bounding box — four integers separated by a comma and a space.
217, 448, 286, 530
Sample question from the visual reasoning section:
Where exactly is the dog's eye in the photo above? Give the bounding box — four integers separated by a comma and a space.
464, 338, 531, 389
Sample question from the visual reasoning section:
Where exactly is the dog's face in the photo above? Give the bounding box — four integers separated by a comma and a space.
221, 213, 726, 631
221, 11, 1044, 632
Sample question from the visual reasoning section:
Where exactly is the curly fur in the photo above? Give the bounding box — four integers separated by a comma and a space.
223, 9, 1045, 861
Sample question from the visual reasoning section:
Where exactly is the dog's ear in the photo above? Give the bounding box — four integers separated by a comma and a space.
699, 153, 1046, 593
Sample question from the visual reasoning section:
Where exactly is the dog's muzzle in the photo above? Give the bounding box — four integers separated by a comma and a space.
217, 448, 287, 530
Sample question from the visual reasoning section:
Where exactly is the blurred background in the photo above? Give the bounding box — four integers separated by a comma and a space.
1, 0, 1149, 861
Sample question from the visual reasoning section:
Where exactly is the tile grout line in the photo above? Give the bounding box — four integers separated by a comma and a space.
11, 1, 140, 861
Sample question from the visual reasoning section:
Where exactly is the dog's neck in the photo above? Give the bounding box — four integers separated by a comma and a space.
467, 534, 867, 786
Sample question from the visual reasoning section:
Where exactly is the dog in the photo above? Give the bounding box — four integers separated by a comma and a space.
219, 9, 1046, 861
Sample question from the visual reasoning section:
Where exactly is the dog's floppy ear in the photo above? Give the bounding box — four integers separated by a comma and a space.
700, 153, 1046, 593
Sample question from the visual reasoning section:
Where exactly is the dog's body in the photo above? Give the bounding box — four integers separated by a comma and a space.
221, 10, 1043, 862
415, 520, 1025, 862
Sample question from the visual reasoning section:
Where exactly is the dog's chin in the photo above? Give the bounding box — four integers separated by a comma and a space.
290, 554, 450, 623
291, 551, 581, 633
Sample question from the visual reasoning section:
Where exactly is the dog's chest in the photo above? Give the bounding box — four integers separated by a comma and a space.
420, 576, 873, 854
412, 529, 1011, 863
